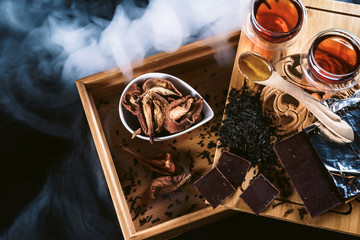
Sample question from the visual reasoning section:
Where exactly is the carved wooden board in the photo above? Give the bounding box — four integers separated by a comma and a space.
213, 0, 360, 237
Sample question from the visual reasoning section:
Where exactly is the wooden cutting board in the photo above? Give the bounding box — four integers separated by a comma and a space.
213, 0, 360, 237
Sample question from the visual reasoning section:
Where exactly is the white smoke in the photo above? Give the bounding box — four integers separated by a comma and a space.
0, 0, 250, 137
61, 0, 249, 81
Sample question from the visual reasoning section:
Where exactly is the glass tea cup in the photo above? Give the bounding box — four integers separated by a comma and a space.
243, 0, 307, 50
300, 28, 360, 92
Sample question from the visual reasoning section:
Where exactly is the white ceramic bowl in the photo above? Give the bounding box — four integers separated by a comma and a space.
119, 72, 214, 142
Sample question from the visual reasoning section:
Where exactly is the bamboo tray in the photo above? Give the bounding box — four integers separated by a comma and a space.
76, 31, 241, 239
213, 0, 360, 237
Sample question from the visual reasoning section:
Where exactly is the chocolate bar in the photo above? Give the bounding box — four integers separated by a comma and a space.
240, 174, 279, 215
307, 112, 360, 201
216, 151, 251, 187
274, 130, 343, 218
193, 167, 236, 208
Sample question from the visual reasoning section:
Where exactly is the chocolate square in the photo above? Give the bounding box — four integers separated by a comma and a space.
274, 130, 343, 218
216, 151, 251, 187
240, 174, 279, 215
193, 167, 236, 208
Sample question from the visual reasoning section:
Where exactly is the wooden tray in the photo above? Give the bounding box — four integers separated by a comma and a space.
76, 31, 241, 240
213, 0, 360, 237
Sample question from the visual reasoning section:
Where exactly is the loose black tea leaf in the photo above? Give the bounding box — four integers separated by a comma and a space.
151, 218, 161, 224
207, 140, 217, 149
298, 207, 308, 220
197, 150, 212, 164
283, 209, 294, 217
139, 214, 153, 226
184, 204, 198, 213
219, 86, 279, 177
218, 86, 292, 197
165, 211, 173, 217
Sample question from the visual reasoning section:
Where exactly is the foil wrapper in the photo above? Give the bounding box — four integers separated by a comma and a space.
304, 90, 360, 201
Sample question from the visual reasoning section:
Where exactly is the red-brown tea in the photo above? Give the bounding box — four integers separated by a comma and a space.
308, 34, 360, 84
251, 0, 304, 43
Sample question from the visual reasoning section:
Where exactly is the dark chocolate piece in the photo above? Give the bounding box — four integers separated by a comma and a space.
216, 151, 251, 187
306, 107, 360, 201
193, 168, 236, 208
274, 130, 343, 218
240, 174, 279, 215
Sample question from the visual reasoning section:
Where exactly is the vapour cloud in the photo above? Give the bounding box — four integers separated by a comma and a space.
0, 0, 249, 137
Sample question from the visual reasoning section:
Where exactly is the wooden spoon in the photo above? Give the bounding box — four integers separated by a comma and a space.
237, 51, 354, 144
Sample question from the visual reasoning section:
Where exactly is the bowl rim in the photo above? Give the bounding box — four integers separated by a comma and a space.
119, 72, 214, 142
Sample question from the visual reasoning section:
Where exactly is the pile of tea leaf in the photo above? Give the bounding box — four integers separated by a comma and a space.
218, 86, 280, 179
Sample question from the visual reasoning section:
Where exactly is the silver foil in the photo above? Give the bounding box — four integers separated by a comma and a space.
322, 90, 360, 113
305, 90, 360, 201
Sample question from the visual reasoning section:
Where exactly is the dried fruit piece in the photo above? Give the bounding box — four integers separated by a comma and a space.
122, 83, 148, 139
121, 78, 204, 141
120, 145, 176, 175
141, 93, 155, 143
131, 128, 142, 139
149, 171, 192, 199
152, 92, 169, 133
164, 96, 204, 134
142, 78, 182, 97
122, 83, 141, 115
169, 97, 194, 121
